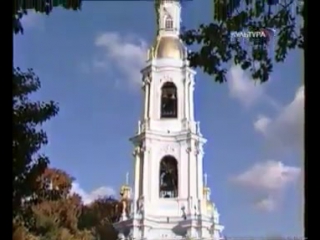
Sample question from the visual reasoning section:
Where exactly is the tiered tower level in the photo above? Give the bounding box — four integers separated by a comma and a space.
113, 0, 224, 239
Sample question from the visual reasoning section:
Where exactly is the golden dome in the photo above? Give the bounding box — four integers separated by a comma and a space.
206, 201, 214, 213
152, 36, 185, 60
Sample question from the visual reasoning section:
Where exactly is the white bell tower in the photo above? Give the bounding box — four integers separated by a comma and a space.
113, 1, 224, 239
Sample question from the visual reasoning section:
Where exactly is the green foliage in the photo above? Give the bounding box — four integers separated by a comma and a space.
13, 2, 121, 239
180, 0, 304, 83
13, 68, 59, 218
12, 166, 121, 240
78, 197, 120, 240
13, 2, 121, 240
13, 0, 82, 34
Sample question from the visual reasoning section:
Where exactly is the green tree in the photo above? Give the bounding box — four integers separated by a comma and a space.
13, 68, 59, 220
29, 169, 91, 240
13, 168, 95, 240
13, 0, 81, 34
180, 0, 304, 83
78, 197, 121, 240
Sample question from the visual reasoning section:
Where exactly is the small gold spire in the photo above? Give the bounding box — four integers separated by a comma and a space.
204, 173, 208, 187
120, 172, 131, 200
203, 173, 214, 215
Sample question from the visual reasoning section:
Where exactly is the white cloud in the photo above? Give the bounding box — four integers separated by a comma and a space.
254, 196, 276, 212
227, 65, 279, 109
71, 182, 116, 205
92, 32, 148, 89
227, 65, 264, 108
254, 85, 304, 153
232, 160, 301, 211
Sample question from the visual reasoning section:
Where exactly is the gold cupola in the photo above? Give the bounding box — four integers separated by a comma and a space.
150, 36, 186, 60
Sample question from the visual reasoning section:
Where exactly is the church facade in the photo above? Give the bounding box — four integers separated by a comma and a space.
113, 0, 224, 239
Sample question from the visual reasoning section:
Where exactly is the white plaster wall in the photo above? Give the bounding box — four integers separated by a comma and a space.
119, 2, 225, 239
179, 140, 189, 198
151, 69, 184, 120
136, 135, 205, 217
151, 140, 181, 199
134, 47, 207, 218
140, 60, 196, 133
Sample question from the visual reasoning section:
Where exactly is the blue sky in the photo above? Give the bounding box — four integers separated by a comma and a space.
13, 1, 303, 238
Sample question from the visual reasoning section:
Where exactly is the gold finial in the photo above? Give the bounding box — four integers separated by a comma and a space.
120, 172, 131, 199
203, 173, 211, 193
203, 173, 211, 208
126, 172, 129, 185
204, 173, 208, 187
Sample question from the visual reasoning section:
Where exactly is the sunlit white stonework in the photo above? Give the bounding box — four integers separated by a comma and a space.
113, 1, 224, 239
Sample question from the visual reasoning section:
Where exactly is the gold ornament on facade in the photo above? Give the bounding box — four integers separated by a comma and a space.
203, 186, 214, 214
119, 186, 131, 217
202, 173, 215, 215
148, 46, 156, 60
203, 186, 210, 196
120, 185, 130, 199
118, 173, 132, 217
206, 201, 214, 213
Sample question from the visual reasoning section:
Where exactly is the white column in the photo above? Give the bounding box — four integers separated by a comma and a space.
197, 152, 204, 200
190, 152, 196, 197
190, 81, 195, 120
143, 82, 150, 119
185, 81, 189, 120
188, 147, 192, 198
180, 148, 188, 198
134, 149, 141, 201
196, 151, 199, 199
142, 149, 150, 202
149, 81, 155, 119
184, 77, 188, 119
150, 150, 155, 200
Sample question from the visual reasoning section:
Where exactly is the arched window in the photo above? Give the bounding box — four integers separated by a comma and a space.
159, 156, 178, 198
165, 16, 173, 30
161, 82, 177, 118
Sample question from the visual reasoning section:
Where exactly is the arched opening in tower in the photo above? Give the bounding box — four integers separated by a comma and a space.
160, 82, 177, 118
159, 155, 178, 198
165, 16, 173, 30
